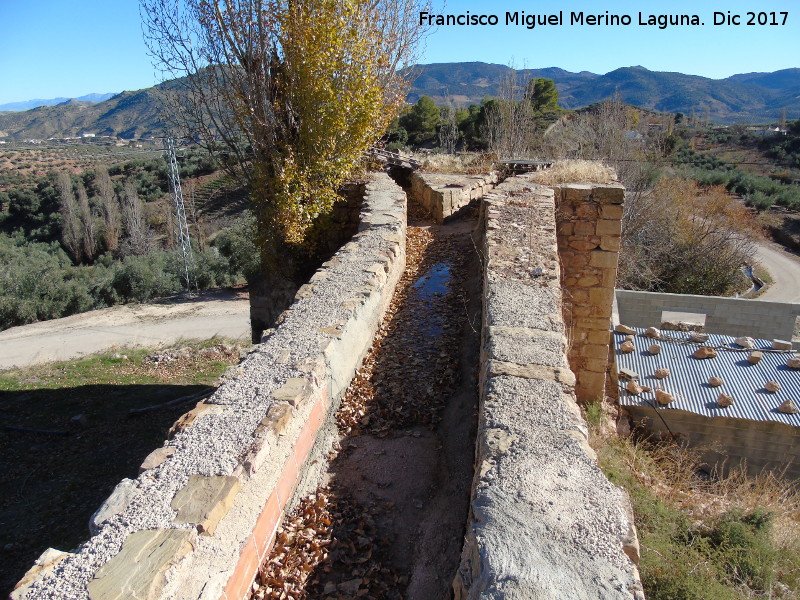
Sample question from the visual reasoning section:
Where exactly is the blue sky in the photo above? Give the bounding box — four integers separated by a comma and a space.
0, 0, 798, 104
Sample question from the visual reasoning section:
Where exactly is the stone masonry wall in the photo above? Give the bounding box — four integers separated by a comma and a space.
554, 183, 625, 403
453, 176, 642, 600
408, 172, 498, 222
11, 173, 406, 600
616, 289, 800, 344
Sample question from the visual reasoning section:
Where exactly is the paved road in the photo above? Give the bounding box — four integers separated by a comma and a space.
753, 240, 800, 303
0, 288, 251, 370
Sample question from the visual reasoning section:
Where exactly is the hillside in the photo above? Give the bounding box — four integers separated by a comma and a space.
0, 93, 116, 112
1, 63, 799, 141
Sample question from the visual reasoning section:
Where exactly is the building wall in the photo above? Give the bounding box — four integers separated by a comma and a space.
616, 290, 800, 344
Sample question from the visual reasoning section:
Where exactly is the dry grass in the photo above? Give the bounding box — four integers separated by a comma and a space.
525, 159, 617, 185
414, 151, 498, 174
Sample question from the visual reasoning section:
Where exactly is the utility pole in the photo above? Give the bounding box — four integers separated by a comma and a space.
164, 137, 195, 291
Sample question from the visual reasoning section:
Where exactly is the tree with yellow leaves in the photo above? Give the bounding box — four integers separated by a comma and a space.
141, 0, 428, 338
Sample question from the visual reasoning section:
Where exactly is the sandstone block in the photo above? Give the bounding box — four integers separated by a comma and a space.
591, 184, 625, 203
171, 475, 241, 535
574, 220, 595, 236
694, 346, 718, 359
772, 339, 793, 351
589, 251, 618, 269
139, 447, 175, 474
272, 378, 312, 407
90, 478, 137, 535
169, 402, 223, 438
749, 351, 764, 365
569, 240, 599, 251
600, 236, 621, 251
600, 204, 624, 220
584, 344, 611, 360
615, 324, 636, 335
576, 204, 598, 219
87, 529, 196, 600
596, 219, 622, 236
589, 287, 615, 307
11, 548, 71, 600
563, 184, 593, 201
587, 329, 612, 345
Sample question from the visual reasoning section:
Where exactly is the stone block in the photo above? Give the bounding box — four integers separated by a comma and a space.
575, 371, 606, 397
11, 548, 71, 600
584, 358, 610, 373
576, 204, 598, 219
591, 184, 625, 203
574, 220, 595, 236
272, 378, 312, 407
587, 329, 612, 345
569, 240, 599, 251
583, 344, 611, 360
90, 478, 138, 535
772, 339, 793, 351
88, 530, 195, 600
563, 184, 593, 201
557, 222, 573, 236
589, 287, 616, 307
600, 236, 621, 252
596, 219, 622, 236
601, 269, 619, 287
600, 204, 624, 220
171, 475, 241, 535
169, 402, 223, 438
589, 251, 619, 269
139, 447, 175, 474
265, 403, 294, 436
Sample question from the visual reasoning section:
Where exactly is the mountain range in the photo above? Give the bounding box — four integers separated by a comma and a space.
1, 63, 798, 141
0, 93, 117, 112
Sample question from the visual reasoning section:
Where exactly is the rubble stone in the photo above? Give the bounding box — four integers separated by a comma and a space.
693, 346, 717, 359
717, 393, 734, 408
708, 376, 724, 387
655, 389, 674, 405
765, 381, 781, 393
654, 368, 670, 379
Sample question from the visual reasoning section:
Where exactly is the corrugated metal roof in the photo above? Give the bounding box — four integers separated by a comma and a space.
615, 328, 800, 427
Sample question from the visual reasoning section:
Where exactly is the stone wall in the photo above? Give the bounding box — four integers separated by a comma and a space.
407, 172, 498, 222
616, 289, 800, 344
453, 177, 642, 600
11, 173, 406, 600
553, 183, 625, 403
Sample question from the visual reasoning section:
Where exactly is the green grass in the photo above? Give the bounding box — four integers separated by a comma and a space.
597, 436, 800, 600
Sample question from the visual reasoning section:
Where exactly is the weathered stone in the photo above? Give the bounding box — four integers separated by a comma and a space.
139, 447, 175, 474
717, 393, 734, 408
648, 344, 661, 355
87, 529, 196, 600
600, 204, 624, 220
171, 475, 241, 535
487, 360, 576, 386
271, 377, 311, 407
576, 275, 601, 287
574, 220, 596, 235
619, 368, 639, 381
749, 351, 764, 365
615, 324, 636, 335
787, 357, 800, 369
262, 403, 294, 436
589, 286, 615, 307
599, 236, 621, 252
624, 335, 634, 342
654, 368, 670, 379
168, 402, 223, 438
765, 381, 781, 393
772, 339, 793, 351
689, 332, 709, 343
626, 381, 642, 395
596, 219, 622, 236
90, 478, 137, 535
655, 389, 674, 405
11, 548, 71, 600
735, 336, 755, 349
709, 376, 724, 387
693, 346, 717, 359
644, 327, 661, 339
778, 399, 799, 414
589, 250, 618, 269
620, 341, 635, 354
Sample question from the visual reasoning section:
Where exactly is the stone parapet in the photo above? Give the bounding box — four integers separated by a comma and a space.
453, 177, 642, 600
553, 183, 625, 402
11, 173, 407, 600
408, 172, 498, 222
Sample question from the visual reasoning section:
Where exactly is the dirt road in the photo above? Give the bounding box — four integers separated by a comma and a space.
0, 288, 250, 370
754, 241, 800, 303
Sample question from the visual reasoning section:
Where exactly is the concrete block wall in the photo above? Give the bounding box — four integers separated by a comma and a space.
453, 177, 643, 600
553, 183, 625, 402
616, 290, 800, 343
408, 172, 498, 222
11, 173, 407, 600
626, 406, 800, 479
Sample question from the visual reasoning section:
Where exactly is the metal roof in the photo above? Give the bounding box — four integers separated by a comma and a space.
614, 328, 800, 427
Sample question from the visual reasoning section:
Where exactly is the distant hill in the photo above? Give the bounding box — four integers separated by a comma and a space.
408, 63, 800, 123
1, 64, 798, 141
0, 93, 116, 112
